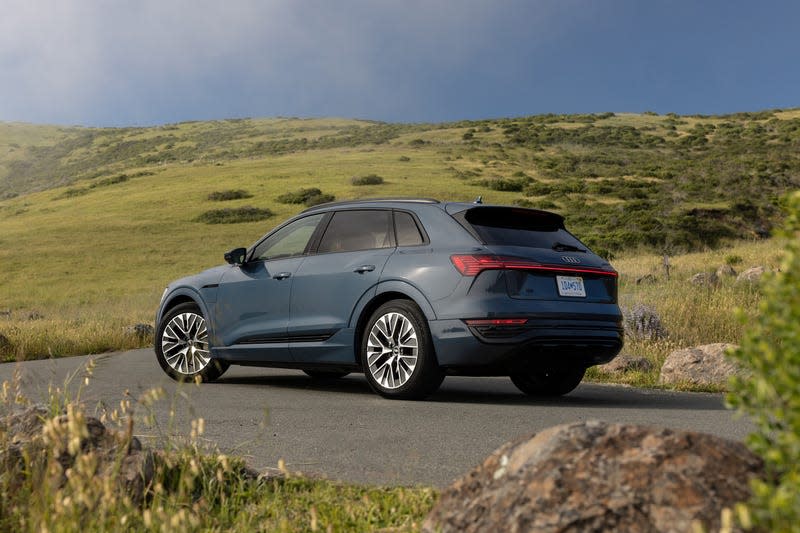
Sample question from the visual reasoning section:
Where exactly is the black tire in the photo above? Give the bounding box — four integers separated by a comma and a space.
510, 367, 586, 396
303, 369, 350, 380
361, 299, 443, 400
155, 302, 229, 382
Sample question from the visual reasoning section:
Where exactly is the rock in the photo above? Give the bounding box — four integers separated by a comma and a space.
26, 310, 44, 321
1, 405, 155, 503
597, 354, 654, 374
736, 266, 767, 283
622, 304, 667, 341
126, 323, 154, 339
635, 274, 657, 285
716, 264, 737, 277
423, 421, 763, 533
659, 343, 742, 387
689, 272, 719, 287
0, 332, 13, 355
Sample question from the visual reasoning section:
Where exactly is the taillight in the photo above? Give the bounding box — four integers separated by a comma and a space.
450, 254, 618, 277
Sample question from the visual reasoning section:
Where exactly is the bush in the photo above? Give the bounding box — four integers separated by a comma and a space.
622, 304, 668, 341
276, 188, 322, 204
195, 206, 273, 224
207, 189, 253, 201
398, 155, 411, 162
351, 174, 384, 186
727, 191, 800, 531
303, 193, 334, 207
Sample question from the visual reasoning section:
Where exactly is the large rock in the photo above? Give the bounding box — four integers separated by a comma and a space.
424, 421, 763, 533
736, 266, 767, 283
659, 343, 742, 387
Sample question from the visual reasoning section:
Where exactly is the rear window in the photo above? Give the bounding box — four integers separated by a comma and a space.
457, 207, 586, 250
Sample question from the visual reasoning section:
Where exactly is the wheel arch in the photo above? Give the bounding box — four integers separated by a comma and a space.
351, 281, 438, 367
158, 289, 213, 333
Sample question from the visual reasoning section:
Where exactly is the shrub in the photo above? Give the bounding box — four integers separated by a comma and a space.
727, 191, 800, 531
398, 155, 411, 162
725, 254, 744, 266
276, 188, 322, 204
195, 206, 273, 224
303, 193, 334, 207
207, 189, 253, 201
351, 174, 384, 186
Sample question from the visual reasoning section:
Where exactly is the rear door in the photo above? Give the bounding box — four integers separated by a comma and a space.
289, 209, 395, 363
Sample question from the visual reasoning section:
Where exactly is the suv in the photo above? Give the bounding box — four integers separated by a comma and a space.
155, 198, 622, 399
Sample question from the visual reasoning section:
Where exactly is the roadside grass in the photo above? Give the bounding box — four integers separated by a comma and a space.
0, 368, 436, 532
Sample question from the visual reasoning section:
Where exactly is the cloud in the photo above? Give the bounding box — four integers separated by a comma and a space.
0, 0, 572, 125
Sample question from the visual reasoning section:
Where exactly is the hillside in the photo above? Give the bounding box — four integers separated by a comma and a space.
0, 110, 798, 362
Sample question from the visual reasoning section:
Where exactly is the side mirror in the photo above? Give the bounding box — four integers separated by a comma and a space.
224, 247, 247, 265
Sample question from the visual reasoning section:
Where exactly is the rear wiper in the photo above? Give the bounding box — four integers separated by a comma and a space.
552, 242, 586, 253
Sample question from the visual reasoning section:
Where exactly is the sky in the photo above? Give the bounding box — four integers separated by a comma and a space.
1, 0, 799, 127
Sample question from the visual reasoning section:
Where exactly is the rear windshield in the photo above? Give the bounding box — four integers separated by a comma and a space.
456, 207, 586, 250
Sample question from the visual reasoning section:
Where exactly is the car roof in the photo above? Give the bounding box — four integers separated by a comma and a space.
300, 197, 564, 224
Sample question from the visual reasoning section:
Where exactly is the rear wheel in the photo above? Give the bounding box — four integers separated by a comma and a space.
510, 367, 585, 396
361, 300, 443, 400
155, 302, 229, 382
303, 369, 350, 379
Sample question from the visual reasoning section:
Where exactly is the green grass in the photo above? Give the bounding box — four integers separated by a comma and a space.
0, 112, 794, 390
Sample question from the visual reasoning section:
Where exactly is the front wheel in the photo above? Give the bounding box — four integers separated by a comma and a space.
510, 367, 585, 396
361, 300, 443, 400
155, 302, 229, 382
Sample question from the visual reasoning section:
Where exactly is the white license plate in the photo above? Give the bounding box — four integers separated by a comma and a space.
556, 276, 586, 297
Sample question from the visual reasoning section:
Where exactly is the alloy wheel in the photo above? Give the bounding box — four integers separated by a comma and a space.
161, 312, 211, 375
366, 312, 418, 389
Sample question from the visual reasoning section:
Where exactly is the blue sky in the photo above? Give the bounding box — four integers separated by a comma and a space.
1, 0, 798, 126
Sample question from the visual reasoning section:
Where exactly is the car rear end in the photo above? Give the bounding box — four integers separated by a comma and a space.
428, 204, 623, 375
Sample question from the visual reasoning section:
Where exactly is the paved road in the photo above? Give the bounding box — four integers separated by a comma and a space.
0, 349, 752, 488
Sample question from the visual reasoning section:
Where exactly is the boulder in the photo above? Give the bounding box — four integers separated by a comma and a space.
716, 265, 737, 278
1, 405, 154, 503
659, 343, 742, 387
689, 272, 719, 287
623, 304, 667, 341
736, 266, 767, 284
597, 354, 654, 374
424, 421, 763, 533
125, 323, 155, 339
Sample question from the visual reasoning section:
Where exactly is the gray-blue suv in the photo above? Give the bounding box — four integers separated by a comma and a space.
155, 198, 622, 399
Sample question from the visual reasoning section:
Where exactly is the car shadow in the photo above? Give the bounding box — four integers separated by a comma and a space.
216, 372, 730, 411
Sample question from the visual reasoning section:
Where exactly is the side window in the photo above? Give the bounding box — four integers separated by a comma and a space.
395, 211, 425, 246
253, 213, 325, 261
318, 210, 394, 253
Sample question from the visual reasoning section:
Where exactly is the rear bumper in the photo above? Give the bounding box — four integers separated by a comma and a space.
429, 317, 623, 375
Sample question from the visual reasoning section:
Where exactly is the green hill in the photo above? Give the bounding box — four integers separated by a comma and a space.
0, 110, 798, 361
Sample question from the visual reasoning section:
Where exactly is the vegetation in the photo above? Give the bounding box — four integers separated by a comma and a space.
0, 372, 435, 532
206, 189, 252, 201
727, 191, 800, 531
195, 206, 273, 224
351, 174, 384, 186
275, 187, 334, 207
0, 111, 798, 379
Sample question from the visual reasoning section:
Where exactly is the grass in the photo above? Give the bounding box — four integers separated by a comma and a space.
0, 369, 436, 532
0, 112, 793, 391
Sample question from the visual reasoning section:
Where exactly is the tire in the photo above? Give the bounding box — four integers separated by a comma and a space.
155, 302, 229, 382
510, 367, 586, 397
303, 369, 350, 379
361, 299, 443, 400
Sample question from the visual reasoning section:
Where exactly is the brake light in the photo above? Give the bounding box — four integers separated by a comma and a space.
450, 254, 618, 277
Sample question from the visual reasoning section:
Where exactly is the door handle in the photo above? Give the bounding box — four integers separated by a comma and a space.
273, 272, 292, 280
354, 265, 376, 274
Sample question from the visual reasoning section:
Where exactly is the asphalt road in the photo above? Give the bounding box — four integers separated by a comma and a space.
0, 349, 752, 488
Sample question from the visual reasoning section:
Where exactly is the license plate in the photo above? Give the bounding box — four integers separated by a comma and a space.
556, 276, 586, 297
